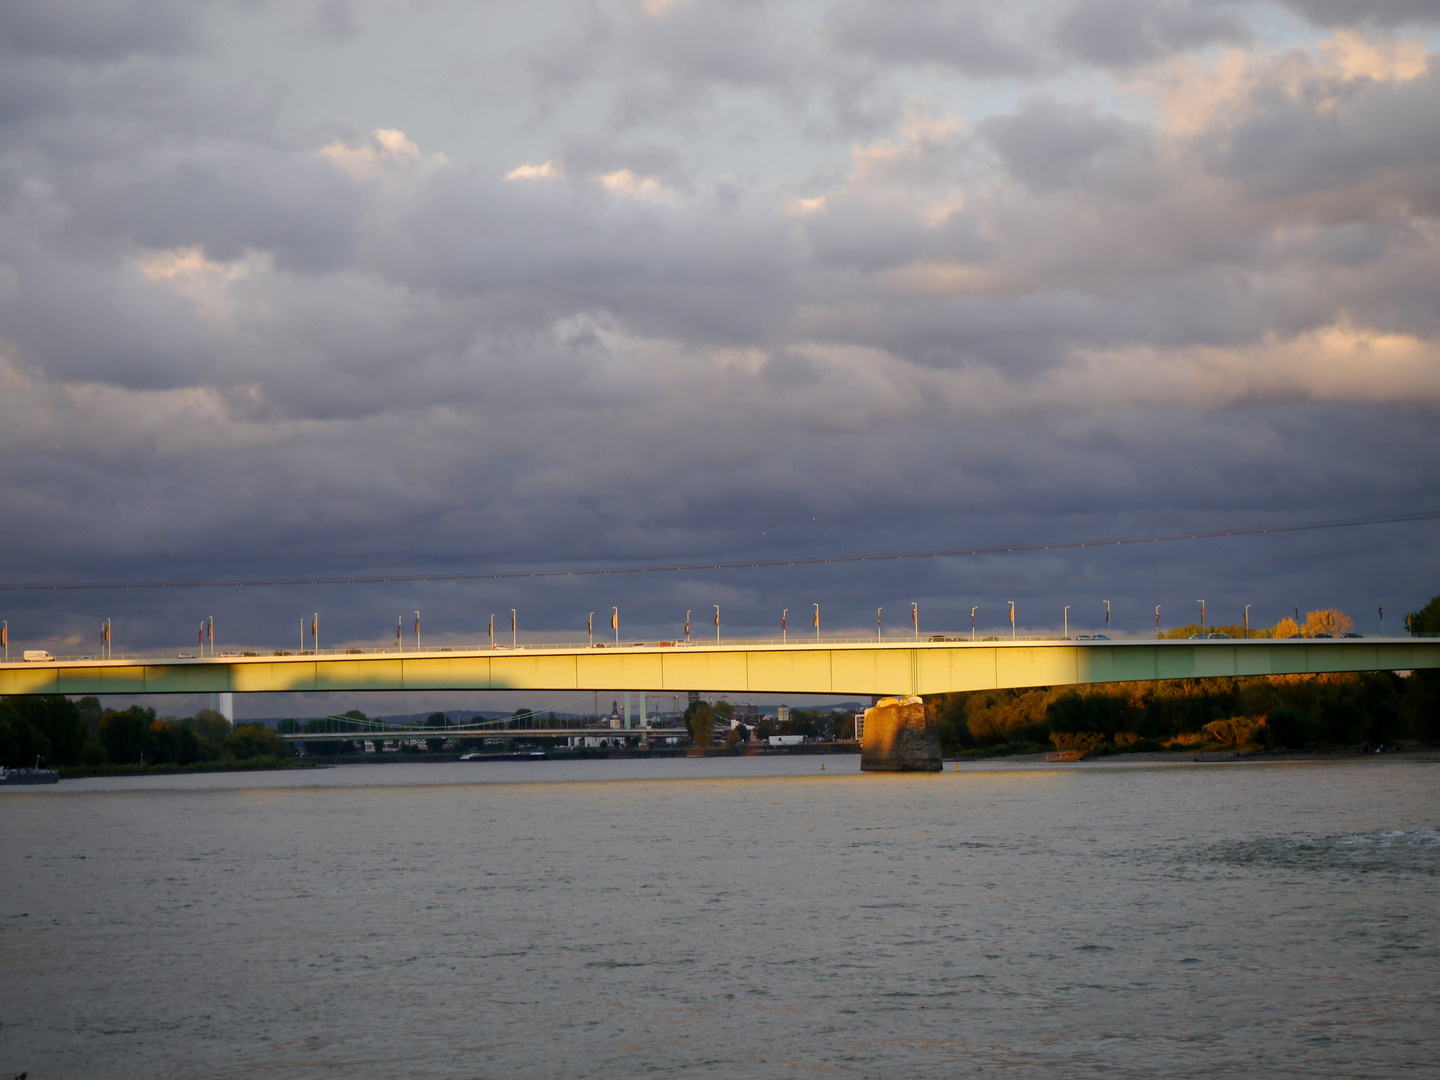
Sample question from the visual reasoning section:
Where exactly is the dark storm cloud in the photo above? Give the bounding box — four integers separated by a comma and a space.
1054, 0, 1250, 68
1281, 0, 1440, 27
0, 0, 202, 61
1203, 64, 1440, 203
828, 0, 1042, 77
980, 98, 1153, 190
0, 0, 1437, 659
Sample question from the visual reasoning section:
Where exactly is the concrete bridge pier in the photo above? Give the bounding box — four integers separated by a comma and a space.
860, 695, 942, 772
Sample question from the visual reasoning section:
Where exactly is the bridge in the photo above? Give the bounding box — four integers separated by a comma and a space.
272, 713, 690, 744
2, 636, 1436, 699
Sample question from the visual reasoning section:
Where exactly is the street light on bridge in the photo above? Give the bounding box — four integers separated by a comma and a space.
782, 609, 788, 644
1244, 604, 1251, 638
1063, 606, 1070, 640
1008, 601, 1016, 640
970, 607, 976, 641
912, 602, 918, 641
877, 607, 882, 641
1197, 600, 1205, 630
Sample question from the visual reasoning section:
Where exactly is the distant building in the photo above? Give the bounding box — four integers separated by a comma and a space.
768, 734, 803, 746
853, 712, 865, 741
777, 705, 790, 725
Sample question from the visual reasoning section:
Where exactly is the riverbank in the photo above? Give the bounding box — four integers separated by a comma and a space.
57, 755, 308, 779
954, 743, 1440, 766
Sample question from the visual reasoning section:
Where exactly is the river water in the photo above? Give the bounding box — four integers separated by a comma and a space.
3, 755, 1438, 1079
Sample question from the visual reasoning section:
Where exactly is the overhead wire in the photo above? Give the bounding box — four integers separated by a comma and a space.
1, 508, 1436, 593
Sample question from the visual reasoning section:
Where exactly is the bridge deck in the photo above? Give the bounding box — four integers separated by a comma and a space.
2, 639, 1436, 698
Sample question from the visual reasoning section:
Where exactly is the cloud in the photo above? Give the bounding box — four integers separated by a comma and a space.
1, 3, 1437, 654
0, 0, 202, 61
1055, 0, 1250, 68
1281, 0, 1440, 28
829, 0, 1042, 77
504, 159, 564, 181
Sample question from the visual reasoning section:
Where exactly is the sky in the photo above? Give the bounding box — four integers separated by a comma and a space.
2, 0, 1439, 715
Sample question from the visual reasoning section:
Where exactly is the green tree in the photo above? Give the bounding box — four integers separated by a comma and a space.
1, 696, 85, 766
684, 700, 716, 747
0, 699, 51, 768
187, 708, 232, 744
227, 723, 291, 760
1409, 594, 1440, 635
98, 706, 157, 764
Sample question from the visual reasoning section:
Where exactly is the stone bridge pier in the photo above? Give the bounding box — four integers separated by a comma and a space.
860, 695, 943, 772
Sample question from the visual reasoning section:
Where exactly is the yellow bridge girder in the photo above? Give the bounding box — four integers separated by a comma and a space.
1, 638, 1436, 698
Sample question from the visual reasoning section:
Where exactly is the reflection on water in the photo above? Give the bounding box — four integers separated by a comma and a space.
3, 756, 1438, 1078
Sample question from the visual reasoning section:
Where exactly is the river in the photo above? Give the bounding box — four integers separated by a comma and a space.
3, 755, 1438, 1078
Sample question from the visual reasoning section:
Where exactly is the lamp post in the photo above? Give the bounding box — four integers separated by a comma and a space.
1244, 604, 1251, 638
397, 615, 403, 652
1378, 600, 1384, 637
312, 613, 318, 653
1008, 601, 1015, 640
714, 605, 720, 644
208, 616, 214, 657
1155, 605, 1161, 636
588, 612, 593, 647
1197, 600, 1205, 630
877, 607, 882, 641
414, 611, 420, 651
970, 607, 976, 641
489, 614, 495, 650
1063, 606, 1069, 640
912, 602, 918, 641
782, 609, 788, 644
685, 610, 691, 643
2, 620, 7, 661
613, 606, 619, 647
511, 609, 516, 649
1104, 600, 1110, 634
813, 603, 819, 642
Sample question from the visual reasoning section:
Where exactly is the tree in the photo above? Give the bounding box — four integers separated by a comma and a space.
0, 699, 51, 768
1301, 609, 1354, 637
1270, 617, 1300, 638
187, 709, 232, 744
1408, 594, 1440, 635
227, 723, 291, 760
98, 706, 158, 764
684, 700, 716, 747
1, 695, 85, 766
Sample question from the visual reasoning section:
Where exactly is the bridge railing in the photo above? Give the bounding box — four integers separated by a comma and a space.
6, 631, 1436, 665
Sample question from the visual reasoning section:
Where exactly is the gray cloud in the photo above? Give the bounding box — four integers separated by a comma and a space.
1281, 0, 1440, 27
1055, 0, 1250, 68
829, 0, 1042, 77
0, 0, 202, 61
0, 0, 1437, 660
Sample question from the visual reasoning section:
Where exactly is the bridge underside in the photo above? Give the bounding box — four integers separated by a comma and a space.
2, 639, 1436, 698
